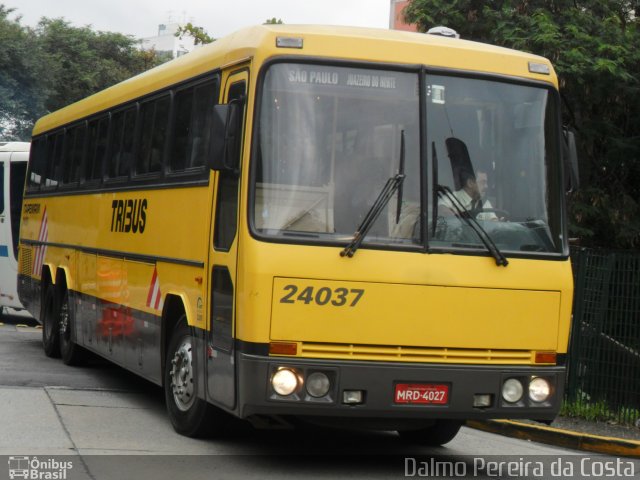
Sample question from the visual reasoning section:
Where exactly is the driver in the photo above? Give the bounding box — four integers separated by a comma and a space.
439, 168, 498, 220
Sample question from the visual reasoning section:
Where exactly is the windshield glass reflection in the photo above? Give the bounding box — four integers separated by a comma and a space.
255, 63, 421, 247
427, 75, 563, 254
254, 63, 564, 256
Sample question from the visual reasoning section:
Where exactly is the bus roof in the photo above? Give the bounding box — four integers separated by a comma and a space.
0, 142, 30, 152
33, 24, 557, 136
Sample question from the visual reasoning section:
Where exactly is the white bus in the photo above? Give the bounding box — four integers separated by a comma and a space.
0, 142, 30, 318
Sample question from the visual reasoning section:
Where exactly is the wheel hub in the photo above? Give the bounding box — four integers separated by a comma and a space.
59, 299, 69, 338
170, 340, 195, 411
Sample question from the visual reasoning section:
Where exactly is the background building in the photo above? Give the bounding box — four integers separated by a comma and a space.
389, 0, 418, 31
140, 23, 196, 58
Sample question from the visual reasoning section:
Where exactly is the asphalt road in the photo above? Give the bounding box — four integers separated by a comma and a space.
1, 316, 637, 480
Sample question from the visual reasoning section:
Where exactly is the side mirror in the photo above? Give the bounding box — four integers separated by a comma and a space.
209, 99, 242, 172
562, 128, 579, 193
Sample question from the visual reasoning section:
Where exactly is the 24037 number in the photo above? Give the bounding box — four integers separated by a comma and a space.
280, 285, 365, 307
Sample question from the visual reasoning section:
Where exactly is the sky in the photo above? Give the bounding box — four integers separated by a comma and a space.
10, 0, 392, 39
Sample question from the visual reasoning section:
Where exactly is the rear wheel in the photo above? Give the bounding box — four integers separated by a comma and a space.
59, 290, 86, 365
164, 317, 228, 437
41, 284, 61, 358
397, 420, 462, 446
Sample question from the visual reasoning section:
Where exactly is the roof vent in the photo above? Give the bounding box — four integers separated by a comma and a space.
426, 26, 460, 39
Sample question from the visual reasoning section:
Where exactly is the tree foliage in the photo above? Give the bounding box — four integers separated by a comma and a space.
0, 6, 44, 139
175, 22, 215, 45
0, 4, 169, 140
405, 0, 640, 249
264, 18, 284, 25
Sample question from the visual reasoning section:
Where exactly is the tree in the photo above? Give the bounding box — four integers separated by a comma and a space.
404, 0, 640, 249
175, 22, 215, 45
36, 18, 168, 113
0, 6, 46, 139
264, 18, 284, 25
0, 4, 170, 141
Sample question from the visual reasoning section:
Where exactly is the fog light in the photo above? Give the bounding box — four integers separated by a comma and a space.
529, 377, 551, 403
306, 372, 330, 398
343, 390, 363, 405
502, 378, 524, 403
271, 368, 299, 396
473, 394, 492, 408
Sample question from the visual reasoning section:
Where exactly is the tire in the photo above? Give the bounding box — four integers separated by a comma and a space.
397, 420, 462, 446
164, 317, 227, 437
41, 284, 61, 358
59, 289, 86, 366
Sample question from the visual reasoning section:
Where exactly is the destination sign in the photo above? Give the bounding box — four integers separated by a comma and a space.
287, 68, 400, 90
266, 64, 418, 99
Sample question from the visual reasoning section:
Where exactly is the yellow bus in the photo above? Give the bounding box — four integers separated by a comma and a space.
18, 24, 576, 443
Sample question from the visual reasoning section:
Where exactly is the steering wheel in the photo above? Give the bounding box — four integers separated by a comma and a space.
474, 208, 510, 221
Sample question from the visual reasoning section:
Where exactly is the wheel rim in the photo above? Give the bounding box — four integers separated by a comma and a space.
44, 296, 55, 341
59, 296, 70, 342
169, 339, 196, 411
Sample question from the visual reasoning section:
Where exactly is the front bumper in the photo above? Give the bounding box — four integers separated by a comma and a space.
236, 354, 565, 425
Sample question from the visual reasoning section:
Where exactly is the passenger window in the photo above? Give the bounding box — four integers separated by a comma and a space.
171, 88, 194, 171
171, 79, 217, 172
85, 116, 109, 181
62, 124, 86, 184
109, 106, 136, 178
45, 132, 63, 187
27, 138, 46, 190
191, 81, 217, 167
137, 96, 169, 175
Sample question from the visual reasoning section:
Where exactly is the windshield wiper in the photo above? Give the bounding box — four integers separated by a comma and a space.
436, 185, 509, 267
341, 131, 406, 258
395, 130, 406, 223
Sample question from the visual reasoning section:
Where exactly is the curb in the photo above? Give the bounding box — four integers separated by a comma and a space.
467, 420, 640, 458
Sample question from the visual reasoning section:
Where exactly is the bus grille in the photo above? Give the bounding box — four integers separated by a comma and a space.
298, 342, 535, 365
19, 246, 33, 276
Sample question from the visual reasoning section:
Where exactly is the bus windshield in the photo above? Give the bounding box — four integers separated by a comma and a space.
254, 62, 564, 256
428, 74, 564, 256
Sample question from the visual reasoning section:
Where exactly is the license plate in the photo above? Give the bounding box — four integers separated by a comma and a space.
394, 383, 449, 405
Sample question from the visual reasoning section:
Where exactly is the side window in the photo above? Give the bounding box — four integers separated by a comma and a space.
44, 132, 64, 188
62, 123, 86, 185
171, 78, 218, 173
109, 106, 136, 179
171, 87, 194, 171
85, 116, 109, 182
191, 80, 217, 168
137, 96, 169, 176
27, 138, 46, 190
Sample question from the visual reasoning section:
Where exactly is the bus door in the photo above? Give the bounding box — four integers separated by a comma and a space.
0, 156, 10, 304
206, 68, 248, 409
0, 152, 28, 311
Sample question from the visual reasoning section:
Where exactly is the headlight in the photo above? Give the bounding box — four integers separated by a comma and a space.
502, 378, 524, 403
306, 372, 330, 398
271, 368, 299, 396
529, 377, 551, 403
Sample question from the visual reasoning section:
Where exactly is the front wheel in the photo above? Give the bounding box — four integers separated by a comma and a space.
41, 284, 61, 358
164, 317, 228, 437
397, 420, 462, 446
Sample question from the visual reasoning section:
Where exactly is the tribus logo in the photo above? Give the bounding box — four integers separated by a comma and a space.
110, 198, 148, 234
8, 456, 73, 479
